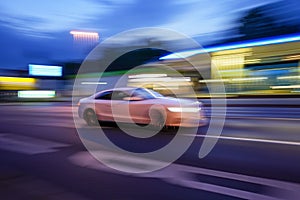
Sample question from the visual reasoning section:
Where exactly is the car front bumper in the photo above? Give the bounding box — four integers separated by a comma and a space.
165, 111, 208, 127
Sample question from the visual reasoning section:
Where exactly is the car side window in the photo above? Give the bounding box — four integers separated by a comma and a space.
94, 91, 129, 100
111, 91, 129, 100
95, 91, 113, 100
130, 88, 154, 99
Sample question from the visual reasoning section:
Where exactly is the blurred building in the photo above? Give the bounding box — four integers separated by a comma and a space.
157, 33, 300, 96
5, 33, 300, 101
0, 64, 66, 101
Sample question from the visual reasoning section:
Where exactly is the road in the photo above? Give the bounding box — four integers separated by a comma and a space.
0, 102, 300, 200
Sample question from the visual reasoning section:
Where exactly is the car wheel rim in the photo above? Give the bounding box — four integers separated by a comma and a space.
86, 111, 97, 126
153, 112, 165, 129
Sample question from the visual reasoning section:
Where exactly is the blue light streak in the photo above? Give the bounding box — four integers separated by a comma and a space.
160, 33, 300, 60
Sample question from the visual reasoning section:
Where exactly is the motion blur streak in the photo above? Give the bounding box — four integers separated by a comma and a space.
160, 33, 300, 60
1, 0, 300, 199
184, 134, 300, 146
0, 76, 36, 90
18, 90, 56, 98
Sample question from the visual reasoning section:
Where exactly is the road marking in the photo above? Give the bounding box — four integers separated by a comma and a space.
211, 116, 300, 121
69, 151, 300, 200
177, 180, 279, 200
175, 164, 300, 192
0, 133, 70, 155
183, 134, 300, 146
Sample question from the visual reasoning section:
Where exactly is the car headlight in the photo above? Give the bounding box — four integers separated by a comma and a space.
167, 107, 201, 112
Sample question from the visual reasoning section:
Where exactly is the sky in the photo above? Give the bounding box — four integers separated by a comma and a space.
0, 0, 296, 70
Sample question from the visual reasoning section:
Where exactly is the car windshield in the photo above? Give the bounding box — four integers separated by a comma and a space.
128, 88, 163, 99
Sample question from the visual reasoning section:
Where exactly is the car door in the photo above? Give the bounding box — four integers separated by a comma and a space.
109, 90, 132, 123
108, 90, 150, 124
126, 89, 154, 124
127, 99, 153, 124
94, 91, 114, 121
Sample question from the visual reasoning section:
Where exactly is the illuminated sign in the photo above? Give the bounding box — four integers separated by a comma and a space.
0, 76, 36, 90
29, 64, 62, 77
18, 90, 56, 98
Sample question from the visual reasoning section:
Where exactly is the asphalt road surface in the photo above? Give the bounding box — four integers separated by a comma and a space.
0, 102, 300, 200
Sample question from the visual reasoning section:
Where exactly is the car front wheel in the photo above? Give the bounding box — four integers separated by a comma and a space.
84, 109, 98, 126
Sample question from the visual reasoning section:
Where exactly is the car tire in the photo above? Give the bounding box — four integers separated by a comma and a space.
150, 110, 166, 131
84, 109, 99, 126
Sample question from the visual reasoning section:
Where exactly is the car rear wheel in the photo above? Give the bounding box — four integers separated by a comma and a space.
84, 109, 98, 126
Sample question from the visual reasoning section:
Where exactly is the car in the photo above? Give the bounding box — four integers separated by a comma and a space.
78, 87, 207, 128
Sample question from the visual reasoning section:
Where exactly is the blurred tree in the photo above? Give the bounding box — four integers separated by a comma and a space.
90, 36, 172, 72
225, 4, 300, 42
238, 7, 278, 40
106, 48, 169, 71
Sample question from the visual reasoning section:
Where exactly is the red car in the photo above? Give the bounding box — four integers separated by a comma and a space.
78, 87, 207, 128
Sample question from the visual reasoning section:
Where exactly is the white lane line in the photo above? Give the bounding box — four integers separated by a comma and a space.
211, 116, 300, 121
170, 165, 300, 199
176, 164, 300, 191
179, 180, 280, 200
0, 133, 70, 155
184, 134, 300, 146
69, 151, 300, 200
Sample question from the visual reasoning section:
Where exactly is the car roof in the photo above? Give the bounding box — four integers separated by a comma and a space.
94, 87, 140, 95
110, 87, 139, 91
